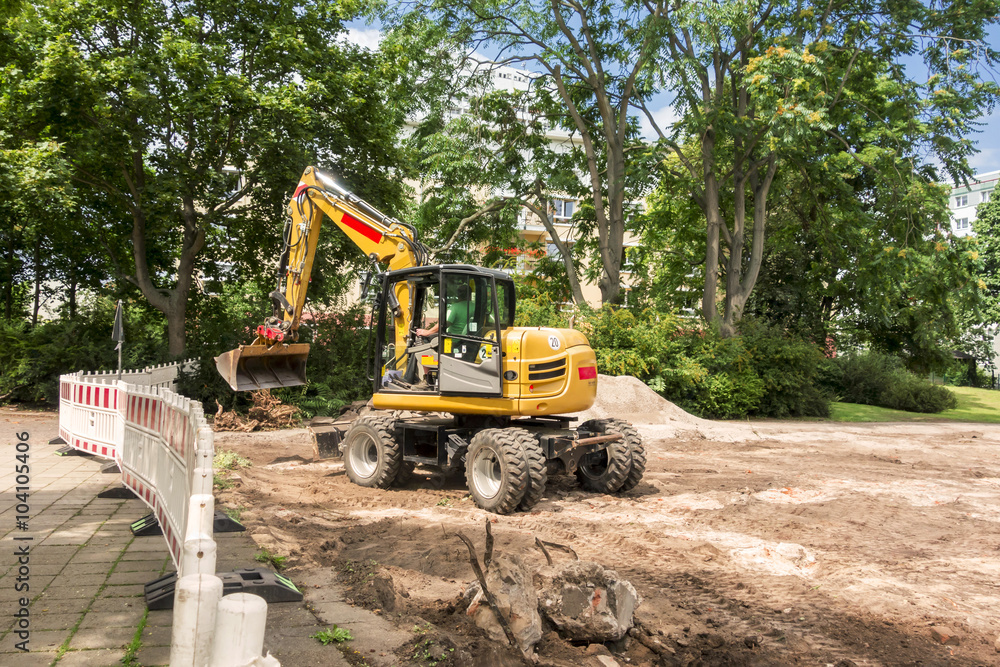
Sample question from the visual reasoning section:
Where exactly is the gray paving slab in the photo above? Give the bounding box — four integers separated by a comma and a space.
134, 644, 171, 666
68, 626, 136, 650
0, 411, 365, 667
0, 650, 54, 665
57, 648, 127, 666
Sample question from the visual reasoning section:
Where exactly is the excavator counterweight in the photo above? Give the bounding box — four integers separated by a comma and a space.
214, 343, 310, 391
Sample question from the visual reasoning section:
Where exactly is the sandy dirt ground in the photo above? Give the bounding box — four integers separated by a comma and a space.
210, 377, 1000, 666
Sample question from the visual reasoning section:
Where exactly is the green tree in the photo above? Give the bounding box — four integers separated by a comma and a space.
7, 0, 411, 355
973, 197, 1000, 357
643, 0, 999, 335
389, 2, 659, 305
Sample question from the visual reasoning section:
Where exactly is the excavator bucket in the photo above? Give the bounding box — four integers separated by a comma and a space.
214, 343, 311, 392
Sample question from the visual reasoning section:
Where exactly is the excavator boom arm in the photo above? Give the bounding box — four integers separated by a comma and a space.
278, 167, 424, 333
215, 166, 425, 391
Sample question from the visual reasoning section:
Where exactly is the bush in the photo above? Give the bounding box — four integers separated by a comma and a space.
575, 309, 829, 420
823, 351, 957, 413
739, 320, 830, 418
0, 298, 168, 404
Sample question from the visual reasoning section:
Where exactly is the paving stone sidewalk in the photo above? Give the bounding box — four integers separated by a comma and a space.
0, 412, 349, 666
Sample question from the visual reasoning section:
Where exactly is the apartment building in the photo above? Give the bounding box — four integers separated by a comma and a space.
948, 169, 997, 237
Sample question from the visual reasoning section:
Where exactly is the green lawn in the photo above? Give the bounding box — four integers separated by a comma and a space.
830, 386, 1000, 424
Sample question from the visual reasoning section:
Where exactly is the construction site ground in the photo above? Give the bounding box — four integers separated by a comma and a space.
4, 374, 1000, 666
214, 376, 1000, 667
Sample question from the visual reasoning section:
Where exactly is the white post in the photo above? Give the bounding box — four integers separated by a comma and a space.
170, 573, 223, 667
209, 593, 270, 667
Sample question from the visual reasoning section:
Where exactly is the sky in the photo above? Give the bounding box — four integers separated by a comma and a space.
344, 24, 1000, 177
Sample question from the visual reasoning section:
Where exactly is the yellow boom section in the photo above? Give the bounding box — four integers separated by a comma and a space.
215, 166, 424, 391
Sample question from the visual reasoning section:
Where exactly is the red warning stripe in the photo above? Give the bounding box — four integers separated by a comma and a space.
341, 212, 383, 244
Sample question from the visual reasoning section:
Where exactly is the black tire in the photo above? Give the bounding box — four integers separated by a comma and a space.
576, 419, 633, 493
516, 430, 547, 511
343, 415, 403, 489
605, 419, 645, 492
392, 461, 415, 487
465, 428, 528, 514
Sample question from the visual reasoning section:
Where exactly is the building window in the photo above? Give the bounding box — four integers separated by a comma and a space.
549, 199, 575, 221
984, 190, 992, 204
954, 194, 968, 207
956, 217, 970, 230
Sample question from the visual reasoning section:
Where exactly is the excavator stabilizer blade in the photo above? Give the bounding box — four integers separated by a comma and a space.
214, 343, 310, 391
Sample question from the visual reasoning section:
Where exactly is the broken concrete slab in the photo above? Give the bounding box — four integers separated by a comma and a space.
534, 561, 640, 642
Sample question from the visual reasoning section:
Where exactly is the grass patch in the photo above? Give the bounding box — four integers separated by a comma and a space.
830, 386, 1000, 424
312, 625, 354, 644
214, 450, 252, 470
223, 505, 245, 522
255, 548, 287, 570
120, 607, 150, 666
213, 474, 234, 490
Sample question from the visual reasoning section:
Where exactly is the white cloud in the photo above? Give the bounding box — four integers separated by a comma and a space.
341, 27, 382, 51
638, 102, 681, 141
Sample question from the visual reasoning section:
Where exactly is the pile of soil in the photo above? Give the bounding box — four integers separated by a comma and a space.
575, 374, 752, 442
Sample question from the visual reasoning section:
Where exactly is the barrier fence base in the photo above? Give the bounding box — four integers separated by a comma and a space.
98, 486, 138, 500
55, 445, 91, 456
49, 436, 68, 445
101, 461, 121, 474
131, 510, 245, 537
144, 568, 303, 610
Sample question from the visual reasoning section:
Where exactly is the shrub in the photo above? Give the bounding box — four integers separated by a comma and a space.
739, 319, 830, 418
824, 351, 957, 413
0, 298, 168, 404
574, 309, 828, 420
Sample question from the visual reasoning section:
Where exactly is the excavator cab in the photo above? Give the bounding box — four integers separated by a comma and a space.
375, 265, 511, 397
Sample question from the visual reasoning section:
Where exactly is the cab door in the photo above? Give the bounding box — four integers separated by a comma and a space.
437, 272, 502, 396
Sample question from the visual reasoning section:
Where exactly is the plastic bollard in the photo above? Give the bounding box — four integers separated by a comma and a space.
170, 573, 223, 667
209, 593, 270, 667
187, 493, 216, 539
180, 536, 218, 580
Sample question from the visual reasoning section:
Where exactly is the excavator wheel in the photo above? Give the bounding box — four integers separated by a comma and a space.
575, 419, 635, 494
601, 419, 645, 492
343, 415, 403, 489
516, 430, 548, 512
392, 461, 416, 487
465, 428, 529, 514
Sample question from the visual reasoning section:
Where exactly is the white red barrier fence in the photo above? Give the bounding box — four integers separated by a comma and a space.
56, 363, 278, 666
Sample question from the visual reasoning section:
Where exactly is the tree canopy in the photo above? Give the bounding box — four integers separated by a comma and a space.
2, 0, 414, 355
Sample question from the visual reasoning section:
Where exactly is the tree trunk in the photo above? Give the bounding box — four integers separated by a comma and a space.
128, 202, 204, 358
31, 233, 42, 327
528, 183, 587, 306
3, 225, 13, 321
67, 273, 77, 320
165, 299, 187, 357
701, 129, 722, 327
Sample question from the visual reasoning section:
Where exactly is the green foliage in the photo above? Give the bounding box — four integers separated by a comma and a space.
0, 297, 167, 403
576, 308, 829, 419
213, 450, 251, 470
738, 319, 830, 418
822, 352, 958, 413
312, 626, 353, 645
512, 290, 571, 329
275, 305, 374, 418
254, 549, 287, 570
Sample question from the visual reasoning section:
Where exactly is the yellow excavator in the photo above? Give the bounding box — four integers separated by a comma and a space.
215, 166, 645, 513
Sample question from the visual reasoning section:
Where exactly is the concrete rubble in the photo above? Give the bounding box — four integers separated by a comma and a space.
465, 554, 543, 653
534, 561, 640, 642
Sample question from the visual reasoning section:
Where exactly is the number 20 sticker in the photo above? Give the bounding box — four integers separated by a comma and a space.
548, 335, 560, 350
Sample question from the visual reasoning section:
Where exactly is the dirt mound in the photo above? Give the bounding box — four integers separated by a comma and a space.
574, 375, 753, 443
